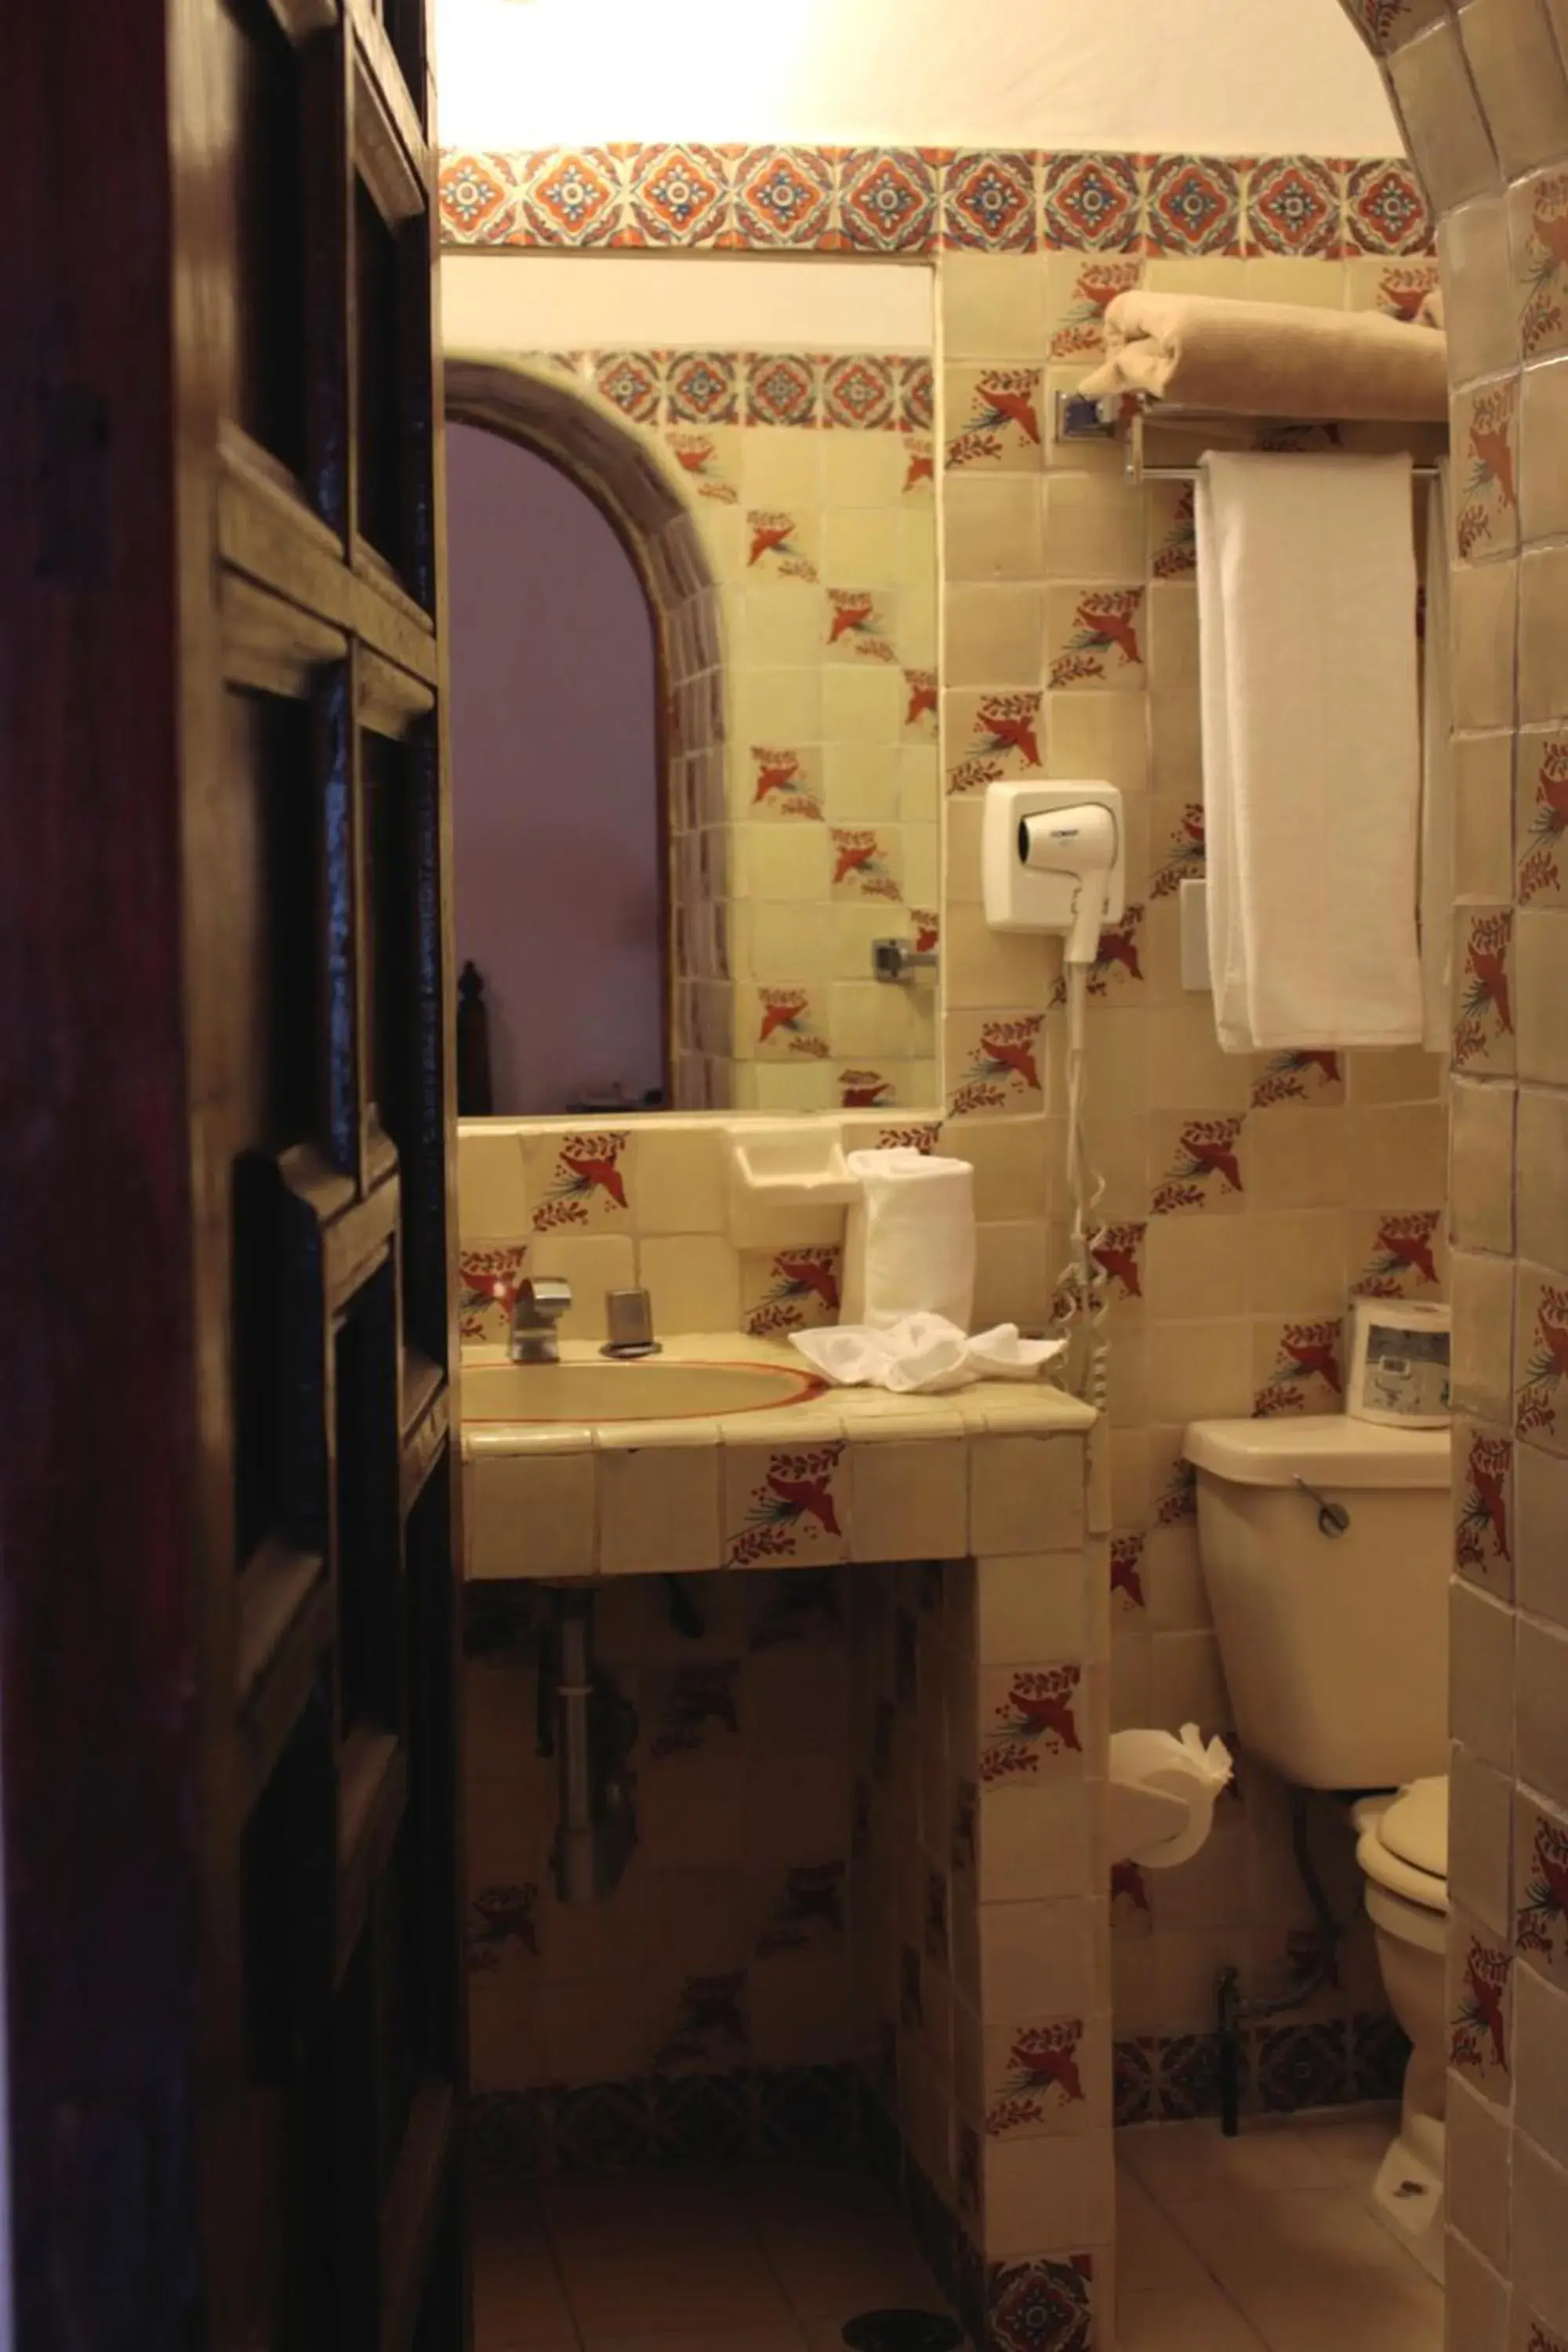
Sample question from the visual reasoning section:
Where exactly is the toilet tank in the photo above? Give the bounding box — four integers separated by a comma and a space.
1185, 1416, 1450, 1791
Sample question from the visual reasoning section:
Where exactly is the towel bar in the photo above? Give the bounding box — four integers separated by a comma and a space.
1054, 390, 1444, 485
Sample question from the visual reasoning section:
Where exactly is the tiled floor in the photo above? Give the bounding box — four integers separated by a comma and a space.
1116, 2113, 1445, 2352
472, 2165, 958, 2352
471, 2116, 1444, 2352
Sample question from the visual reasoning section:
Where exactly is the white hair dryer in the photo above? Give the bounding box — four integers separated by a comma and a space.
981, 782, 1124, 964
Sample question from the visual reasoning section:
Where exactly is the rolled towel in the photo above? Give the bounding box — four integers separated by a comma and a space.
1079, 291, 1449, 423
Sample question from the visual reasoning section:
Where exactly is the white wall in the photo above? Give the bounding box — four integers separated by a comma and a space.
441, 256, 935, 357
434, 0, 1397, 158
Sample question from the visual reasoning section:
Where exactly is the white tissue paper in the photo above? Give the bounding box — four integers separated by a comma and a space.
1108, 1723, 1234, 1869
842, 1148, 976, 1330
790, 1312, 1066, 1395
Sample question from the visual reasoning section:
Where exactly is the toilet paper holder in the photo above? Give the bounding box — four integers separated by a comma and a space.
1109, 1723, 1233, 1871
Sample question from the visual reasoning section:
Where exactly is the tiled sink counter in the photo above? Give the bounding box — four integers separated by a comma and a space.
461, 1330, 1094, 1579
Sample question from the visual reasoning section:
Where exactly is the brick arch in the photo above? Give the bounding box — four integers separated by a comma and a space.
1334, 1, 1568, 2328
445, 354, 728, 1109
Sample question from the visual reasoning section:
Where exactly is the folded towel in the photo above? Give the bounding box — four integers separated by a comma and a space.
1419, 464, 1454, 1053
791, 1315, 1065, 1395
1196, 451, 1424, 1052
1080, 292, 1449, 422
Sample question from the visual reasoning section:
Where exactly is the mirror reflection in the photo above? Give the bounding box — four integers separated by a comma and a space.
445, 270, 940, 1117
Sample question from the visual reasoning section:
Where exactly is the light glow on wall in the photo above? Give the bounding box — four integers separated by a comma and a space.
434, 0, 1399, 158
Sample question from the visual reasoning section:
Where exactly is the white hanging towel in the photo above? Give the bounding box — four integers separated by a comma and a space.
1419, 463, 1454, 1054
1196, 451, 1424, 1052
841, 1148, 975, 1330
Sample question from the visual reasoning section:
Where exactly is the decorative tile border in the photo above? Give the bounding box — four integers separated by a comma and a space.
470, 2063, 865, 2176
1112, 2013, 1410, 2126
440, 147, 1434, 258
549, 346, 935, 434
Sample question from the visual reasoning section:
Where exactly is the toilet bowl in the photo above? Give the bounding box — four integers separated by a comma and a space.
1183, 1415, 1452, 2281
1352, 1778, 1449, 2284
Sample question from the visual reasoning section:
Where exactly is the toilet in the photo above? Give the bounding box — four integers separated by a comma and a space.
1183, 1414, 1452, 2282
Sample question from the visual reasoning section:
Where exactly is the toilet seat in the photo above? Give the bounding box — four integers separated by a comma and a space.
1355, 1776, 1449, 1919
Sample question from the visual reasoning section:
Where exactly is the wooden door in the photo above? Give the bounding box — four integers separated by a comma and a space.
0, 0, 467, 2343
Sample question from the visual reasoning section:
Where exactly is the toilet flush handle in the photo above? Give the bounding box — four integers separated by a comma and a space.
1293, 1475, 1351, 1538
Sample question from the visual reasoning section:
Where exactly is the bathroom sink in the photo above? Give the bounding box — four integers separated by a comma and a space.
463, 1356, 826, 1427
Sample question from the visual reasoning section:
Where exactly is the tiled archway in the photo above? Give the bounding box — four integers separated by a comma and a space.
445, 355, 728, 1106
1338, 4, 1568, 2340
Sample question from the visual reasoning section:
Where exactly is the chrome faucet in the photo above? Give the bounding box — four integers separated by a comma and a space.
510, 1276, 573, 1365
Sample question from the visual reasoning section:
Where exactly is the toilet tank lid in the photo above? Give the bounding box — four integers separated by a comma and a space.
1184, 1414, 1451, 1490
1377, 1776, 1448, 1878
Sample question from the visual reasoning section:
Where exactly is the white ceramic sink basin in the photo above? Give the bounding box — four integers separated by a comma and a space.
463, 1356, 826, 1427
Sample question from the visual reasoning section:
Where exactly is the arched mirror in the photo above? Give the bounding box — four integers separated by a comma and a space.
447, 421, 665, 1116
443, 274, 942, 1120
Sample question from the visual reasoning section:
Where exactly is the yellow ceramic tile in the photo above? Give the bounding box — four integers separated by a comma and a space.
1044, 583, 1147, 692
1510, 165, 1568, 365
1519, 1083, 1568, 1267
457, 1128, 529, 1236
1512, 2129, 1568, 2340
1451, 1577, 1517, 1769
720, 1434, 848, 1569
822, 507, 904, 588
748, 1062, 839, 1112
1450, 1244, 1517, 1421
969, 1432, 1086, 1556
944, 365, 1044, 474
1454, 731, 1518, 903
1449, 1740, 1517, 1936
946, 1011, 1047, 1121
944, 584, 1047, 691
982, 2130, 1115, 2258
1145, 583, 1200, 696
1145, 1320, 1254, 1425
735, 584, 830, 666
738, 820, 831, 903
972, 1218, 1051, 1330
942, 903, 1053, 1011
1522, 355, 1568, 545
848, 1439, 967, 1563
898, 742, 939, 822
1142, 1004, 1251, 1114
1519, 1434, 1568, 1625
1042, 472, 1148, 581
1439, 196, 1517, 387
1450, 553, 1518, 731
829, 979, 916, 1061
822, 662, 905, 746
1142, 1214, 1251, 1320
1458, 0, 1568, 180
1389, 15, 1504, 214
637, 1235, 742, 1334
465, 1449, 595, 1581
740, 426, 824, 509
597, 1434, 722, 1577
742, 900, 834, 985
944, 1116, 1050, 1223
1450, 1076, 1517, 1254
734, 664, 823, 746
1517, 906, 1568, 1081
632, 1121, 728, 1236
942, 252, 1049, 361
944, 475, 1047, 584
1046, 688, 1150, 795
976, 1553, 1087, 1662
1519, 543, 1568, 720
1344, 1100, 1449, 1204
1243, 1106, 1349, 1210
821, 429, 911, 510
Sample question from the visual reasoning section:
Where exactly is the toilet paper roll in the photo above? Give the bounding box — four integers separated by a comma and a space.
843, 1148, 976, 1330
1109, 1723, 1233, 1870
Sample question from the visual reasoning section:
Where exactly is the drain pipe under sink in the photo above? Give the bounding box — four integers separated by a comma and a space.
548, 1590, 640, 1905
